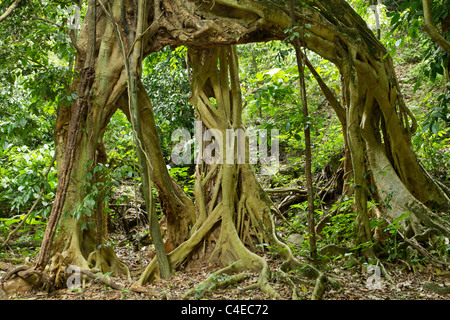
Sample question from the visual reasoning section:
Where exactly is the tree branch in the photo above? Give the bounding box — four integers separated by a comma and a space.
422, 0, 450, 55
0, 0, 21, 24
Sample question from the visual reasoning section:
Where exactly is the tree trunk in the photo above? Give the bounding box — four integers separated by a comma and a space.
40, 0, 196, 282
28, 0, 449, 292
422, 0, 450, 55
137, 46, 308, 297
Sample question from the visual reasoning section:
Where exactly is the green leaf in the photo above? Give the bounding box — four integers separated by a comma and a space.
392, 212, 409, 225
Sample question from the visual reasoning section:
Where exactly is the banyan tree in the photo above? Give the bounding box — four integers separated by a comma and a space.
7, 0, 450, 299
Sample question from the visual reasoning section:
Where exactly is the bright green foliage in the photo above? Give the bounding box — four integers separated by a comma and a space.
385, 0, 450, 129
0, 144, 56, 218
0, 1, 79, 225
168, 166, 194, 198
386, 0, 449, 80
414, 127, 450, 179
238, 41, 344, 186
0, 1, 78, 111
142, 46, 193, 160
104, 111, 138, 175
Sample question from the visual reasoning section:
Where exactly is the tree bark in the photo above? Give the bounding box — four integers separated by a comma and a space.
35, 0, 130, 276
0, 0, 21, 24
422, 0, 450, 55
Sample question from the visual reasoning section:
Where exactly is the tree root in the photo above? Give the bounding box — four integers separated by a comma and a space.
134, 45, 332, 300
182, 264, 251, 299
311, 274, 327, 300
137, 190, 329, 300
276, 269, 304, 300
241, 259, 281, 299
87, 247, 131, 281
2, 265, 51, 285
180, 207, 329, 300
1, 264, 52, 295
3, 265, 31, 281
72, 269, 124, 290
397, 231, 450, 268
2, 239, 131, 297
180, 253, 282, 300
136, 203, 223, 285
423, 282, 450, 295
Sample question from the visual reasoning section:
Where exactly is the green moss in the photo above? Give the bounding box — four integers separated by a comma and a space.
431, 235, 449, 260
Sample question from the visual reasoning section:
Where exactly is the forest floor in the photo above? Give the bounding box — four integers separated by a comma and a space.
1, 226, 449, 301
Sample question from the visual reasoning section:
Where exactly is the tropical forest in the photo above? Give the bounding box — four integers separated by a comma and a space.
0, 0, 449, 305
